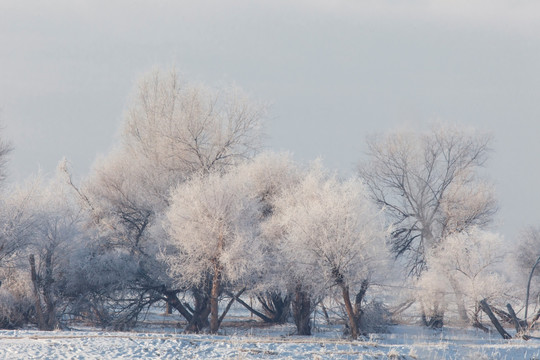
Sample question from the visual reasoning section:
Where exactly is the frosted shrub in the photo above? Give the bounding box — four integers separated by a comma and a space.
0, 269, 33, 329
361, 300, 391, 333
0, 288, 33, 329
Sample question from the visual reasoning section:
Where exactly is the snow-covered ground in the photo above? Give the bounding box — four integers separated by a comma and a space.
1, 324, 540, 359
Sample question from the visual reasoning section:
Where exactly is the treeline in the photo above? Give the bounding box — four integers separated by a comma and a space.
0, 68, 538, 339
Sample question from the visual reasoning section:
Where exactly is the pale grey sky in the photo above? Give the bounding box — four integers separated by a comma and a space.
1, 0, 540, 241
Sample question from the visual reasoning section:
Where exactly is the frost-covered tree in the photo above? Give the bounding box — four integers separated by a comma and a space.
164, 171, 263, 333
0, 180, 40, 328
359, 124, 496, 276
267, 163, 389, 338
123, 68, 265, 176
0, 169, 88, 330
418, 228, 508, 330
65, 67, 266, 329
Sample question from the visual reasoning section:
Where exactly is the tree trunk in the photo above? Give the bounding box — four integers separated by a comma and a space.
479, 299, 511, 339
42, 251, 57, 330
185, 288, 210, 333
230, 292, 273, 322
421, 301, 444, 329
162, 290, 193, 322
506, 303, 528, 338
354, 279, 369, 332
29, 255, 46, 330
448, 277, 469, 324
292, 286, 312, 335
209, 263, 221, 334
341, 284, 358, 339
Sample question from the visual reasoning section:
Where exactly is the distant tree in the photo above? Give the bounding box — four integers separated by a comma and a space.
359, 124, 496, 277
267, 163, 389, 338
164, 171, 263, 333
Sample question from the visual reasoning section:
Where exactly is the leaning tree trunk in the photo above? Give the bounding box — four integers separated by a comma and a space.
292, 286, 312, 335
479, 299, 511, 340
332, 268, 359, 339
162, 289, 193, 322
341, 284, 359, 339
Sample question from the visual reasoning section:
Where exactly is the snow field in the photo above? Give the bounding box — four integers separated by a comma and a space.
1, 326, 540, 359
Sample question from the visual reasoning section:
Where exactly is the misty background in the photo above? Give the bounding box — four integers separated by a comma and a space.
1, 0, 539, 242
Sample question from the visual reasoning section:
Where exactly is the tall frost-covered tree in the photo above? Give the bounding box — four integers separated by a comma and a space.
267, 163, 389, 338
123, 68, 264, 176
359, 124, 496, 276
164, 170, 262, 333
66, 67, 266, 329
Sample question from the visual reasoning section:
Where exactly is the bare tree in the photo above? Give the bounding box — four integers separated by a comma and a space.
359, 124, 496, 277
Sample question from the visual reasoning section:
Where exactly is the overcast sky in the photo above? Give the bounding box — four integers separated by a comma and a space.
1, 0, 540, 241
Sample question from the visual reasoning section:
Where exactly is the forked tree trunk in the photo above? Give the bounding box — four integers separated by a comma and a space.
292, 286, 312, 335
